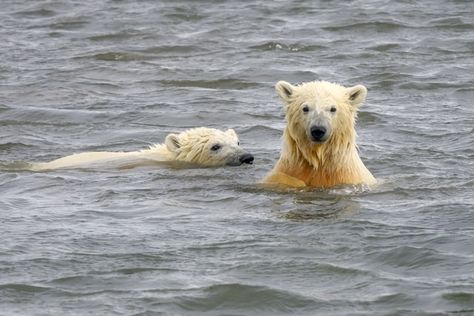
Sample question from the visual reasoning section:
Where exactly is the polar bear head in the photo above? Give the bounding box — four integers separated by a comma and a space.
275, 80, 367, 167
276, 80, 367, 145
164, 127, 254, 167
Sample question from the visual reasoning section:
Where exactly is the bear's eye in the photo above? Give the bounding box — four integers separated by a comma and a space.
211, 144, 221, 151
237, 141, 240, 146
330, 106, 337, 113
302, 105, 309, 113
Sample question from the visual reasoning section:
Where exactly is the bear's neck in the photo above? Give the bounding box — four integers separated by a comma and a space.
140, 143, 177, 161
276, 128, 370, 187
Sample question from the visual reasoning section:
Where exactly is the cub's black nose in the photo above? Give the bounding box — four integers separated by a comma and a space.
239, 153, 254, 165
310, 126, 327, 141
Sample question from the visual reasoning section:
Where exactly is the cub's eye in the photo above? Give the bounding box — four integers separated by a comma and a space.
211, 144, 221, 151
302, 105, 309, 113
330, 106, 337, 113
237, 141, 240, 146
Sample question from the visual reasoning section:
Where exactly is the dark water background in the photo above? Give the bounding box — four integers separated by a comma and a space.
1, 0, 474, 315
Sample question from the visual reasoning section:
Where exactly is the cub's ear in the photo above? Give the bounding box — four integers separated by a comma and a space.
226, 128, 237, 138
275, 81, 296, 103
346, 85, 367, 108
165, 133, 181, 152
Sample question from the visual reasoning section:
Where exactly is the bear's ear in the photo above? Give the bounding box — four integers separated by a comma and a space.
165, 133, 181, 152
226, 128, 238, 138
275, 81, 295, 103
346, 85, 368, 108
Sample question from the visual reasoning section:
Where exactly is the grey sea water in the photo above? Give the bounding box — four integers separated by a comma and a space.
1, 0, 473, 315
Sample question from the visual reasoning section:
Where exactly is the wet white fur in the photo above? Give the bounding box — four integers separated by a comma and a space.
31, 127, 246, 170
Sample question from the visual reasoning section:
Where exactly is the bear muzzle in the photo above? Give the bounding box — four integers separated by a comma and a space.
310, 125, 330, 143
239, 153, 254, 165
225, 152, 254, 166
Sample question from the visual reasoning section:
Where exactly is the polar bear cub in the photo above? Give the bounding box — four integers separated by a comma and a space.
31, 127, 254, 171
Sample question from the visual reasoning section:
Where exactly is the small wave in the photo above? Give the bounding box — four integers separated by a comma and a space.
159, 79, 258, 90
317, 262, 372, 276
283, 205, 358, 221
114, 267, 159, 275
250, 41, 325, 52
0, 119, 79, 127
142, 45, 197, 54
89, 52, 153, 62
324, 21, 408, 32
175, 283, 324, 312
84, 45, 207, 60
368, 43, 402, 52
0, 283, 49, 293
398, 81, 463, 90
164, 12, 205, 22
428, 17, 474, 30
13, 8, 57, 18
368, 246, 447, 269
45, 20, 89, 31
0, 106, 109, 126
442, 292, 474, 304
141, 45, 206, 55
358, 111, 386, 124
369, 292, 416, 305
0, 142, 34, 151
240, 124, 283, 134
87, 30, 143, 42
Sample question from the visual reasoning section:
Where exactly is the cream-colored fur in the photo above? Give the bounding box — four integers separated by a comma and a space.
31, 127, 253, 171
263, 80, 376, 188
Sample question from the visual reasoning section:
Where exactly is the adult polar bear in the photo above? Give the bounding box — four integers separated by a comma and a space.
263, 80, 376, 188
31, 127, 254, 171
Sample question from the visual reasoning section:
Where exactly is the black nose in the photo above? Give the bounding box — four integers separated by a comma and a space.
239, 153, 254, 164
310, 126, 327, 141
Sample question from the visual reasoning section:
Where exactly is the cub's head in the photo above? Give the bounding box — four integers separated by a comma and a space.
164, 127, 254, 167
275, 80, 367, 147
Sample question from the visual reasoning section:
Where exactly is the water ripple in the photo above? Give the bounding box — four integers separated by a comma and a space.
175, 283, 324, 312
323, 21, 409, 32
250, 41, 326, 52
159, 79, 259, 90
0, 283, 50, 293
89, 52, 153, 62
13, 8, 57, 18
